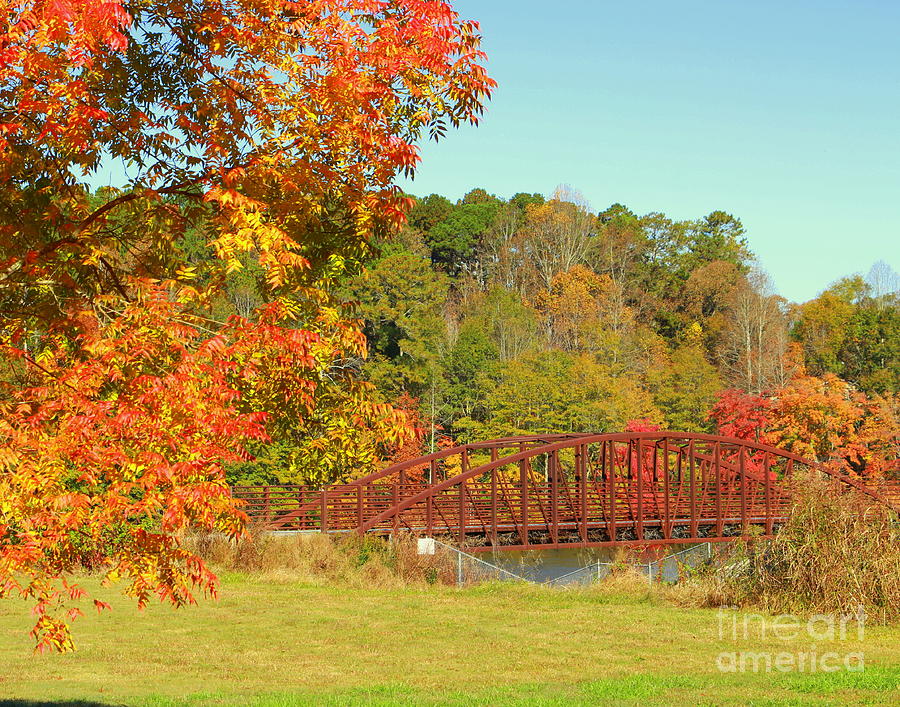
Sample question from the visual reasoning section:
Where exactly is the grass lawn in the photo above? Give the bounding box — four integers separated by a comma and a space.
0, 573, 897, 706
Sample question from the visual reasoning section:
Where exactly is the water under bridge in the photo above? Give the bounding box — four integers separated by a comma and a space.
234, 431, 899, 552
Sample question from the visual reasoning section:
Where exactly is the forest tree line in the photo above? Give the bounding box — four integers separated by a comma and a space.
219, 186, 898, 485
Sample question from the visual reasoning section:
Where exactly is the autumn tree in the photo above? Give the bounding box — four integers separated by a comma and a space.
514, 186, 595, 291
464, 287, 540, 361
424, 193, 501, 276
407, 194, 454, 235
0, 0, 493, 650
623, 210, 751, 340
649, 337, 722, 432
347, 251, 451, 399
708, 377, 898, 479
791, 277, 865, 377
634, 212, 688, 298
708, 388, 773, 444
587, 204, 645, 336
531, 265, 614, 352
790, 272, 899, 395
767, 374, 897, 477
441, 318, 501, 430
591, 204, 645, 287
838, 304, 899, 394
679, 260, 742, 346
378, 393, 430, 481
683, 211, 749, 275
865, 260, 900, 309
477, 195, 543, 293
476, 351, 661, 438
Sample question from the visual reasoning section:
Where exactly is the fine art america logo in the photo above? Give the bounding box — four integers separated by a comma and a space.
716, 606, 866, 674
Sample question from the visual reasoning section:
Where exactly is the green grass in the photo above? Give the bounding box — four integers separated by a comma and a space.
0, 574, 897, 706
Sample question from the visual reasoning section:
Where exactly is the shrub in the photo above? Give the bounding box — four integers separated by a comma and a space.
184, 529, 458, 589
676, 479, 900, 623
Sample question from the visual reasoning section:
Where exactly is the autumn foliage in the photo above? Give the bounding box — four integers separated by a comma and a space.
709, 375, 898, 480
768, 374, 897, 478
707, 389, 773, 444
0, 1, 493, 651
377, 393, 430, 482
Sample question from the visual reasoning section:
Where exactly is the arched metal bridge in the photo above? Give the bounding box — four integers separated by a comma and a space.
233, 432, 899, 552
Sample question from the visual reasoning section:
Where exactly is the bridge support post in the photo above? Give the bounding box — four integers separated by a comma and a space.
458, 478, 467, 546
577, 445, 587, 544
490, 471, 498, 547
458, 448, 469, 545
550, 451, 559, 545
519, 443, 529, 546
714, 442, 724, 537
764, 452, 773, 536
392, 483, 399, 536
689, 441, 698, 538
739, 446, 748, 534
662, 437, 671, 539
636, 440, 644, 541
607, 441, 616, 543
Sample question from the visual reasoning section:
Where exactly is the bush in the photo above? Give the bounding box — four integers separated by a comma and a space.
184, 528, 459, 588
677, 479, 900, 623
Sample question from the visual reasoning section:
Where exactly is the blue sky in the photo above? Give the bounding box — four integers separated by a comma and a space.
398, 0, 899, 303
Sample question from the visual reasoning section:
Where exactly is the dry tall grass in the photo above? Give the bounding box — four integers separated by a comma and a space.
674, 479, 900, 623
185, 528, 459, 588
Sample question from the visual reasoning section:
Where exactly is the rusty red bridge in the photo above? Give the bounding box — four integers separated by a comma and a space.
234, 432, 899, 552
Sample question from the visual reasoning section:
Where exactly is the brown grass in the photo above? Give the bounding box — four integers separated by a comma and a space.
671, 478, 900, 623
184, 527, 459, 588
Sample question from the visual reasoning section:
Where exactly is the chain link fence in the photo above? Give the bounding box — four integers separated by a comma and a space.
423, 538, 532, 585
541, 543, 715, 587
419, 538, 718, 587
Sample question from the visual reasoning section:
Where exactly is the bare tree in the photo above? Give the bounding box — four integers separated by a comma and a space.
720, 268, 792, 393
478, 202, 527, 292
865, 260, 900, 311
